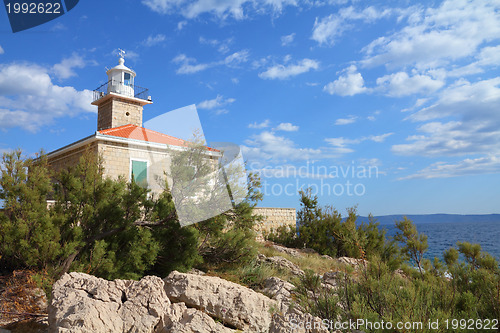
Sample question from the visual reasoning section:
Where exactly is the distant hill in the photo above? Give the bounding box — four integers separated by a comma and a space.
355, 214, 500, 225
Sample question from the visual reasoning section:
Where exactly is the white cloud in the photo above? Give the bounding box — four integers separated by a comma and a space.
392, 120, 500, 157
172, 54, 211, 74
392, 78, 500, 158
325, 132, 393, 153
51, 53, 86, 80
197, 95, 235, 110
214, 109, 229, 115
224, 50, 249, 66
361, 0, 500, 69
324, 65, 367, 96
173, 50, 248, 74
248, 119, 271, 129
177, 20, 188, 30
334, 115, 357, 125
275, 122, 299, 131
399, 155, 500, 180
0, 46, 4, 54
199, 37, 233, 54
408, 78, 500, 122
199, 36, 219, 46
370, 133, 393, 143
376, 71, 444, 97
447, 45, 500, 77
281, 33, 295, 46
0, 63, 94, 132
184, 0, 249, 19
251, 56, 271, 70
242, 131, 322, 162
125, 51, 140, 61
259, 58, 319, 80
143, 0, 297, 20
367, 111, 381, 121
311, 14, 344, 46
142, 0, 186, 15
142, 34, 167, 46
312, 6, 393, 46
111, 48, 139, 62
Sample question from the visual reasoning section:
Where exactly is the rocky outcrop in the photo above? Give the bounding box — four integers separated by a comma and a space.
334, 257, 368, 268
271, 244, 301, 257
261, 277, 295, 313
49, 265, 354, 332
270, 312, 329, 333
49, 272, 170, 333
322, 271, 340, 289
164, 271, 276, 332
261, 277, 331, 333
260, 255, 305, 277
162, 307, 236, 333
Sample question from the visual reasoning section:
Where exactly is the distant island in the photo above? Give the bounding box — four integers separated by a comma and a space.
355, 214, 500, 225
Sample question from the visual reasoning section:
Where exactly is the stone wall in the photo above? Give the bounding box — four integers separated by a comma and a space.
98, 141, 171, 194
253, 207, 296, 240
47, 142, 98, 173
47, 140, 171, 195
97, 96, 143, 130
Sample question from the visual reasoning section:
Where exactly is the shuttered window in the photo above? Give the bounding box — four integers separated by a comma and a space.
131, 160, 148, 188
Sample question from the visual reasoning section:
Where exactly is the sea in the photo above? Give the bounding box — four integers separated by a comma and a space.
381, 221, 500, 261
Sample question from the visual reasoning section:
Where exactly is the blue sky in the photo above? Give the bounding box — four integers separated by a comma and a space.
0, 0, 499, 216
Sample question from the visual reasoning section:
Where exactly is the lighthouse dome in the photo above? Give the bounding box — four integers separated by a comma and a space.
106, 51, 136, 97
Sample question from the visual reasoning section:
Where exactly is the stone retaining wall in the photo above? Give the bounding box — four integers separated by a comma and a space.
253, 207, 296, 240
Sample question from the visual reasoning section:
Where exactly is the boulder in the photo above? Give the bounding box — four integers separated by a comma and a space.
322, 271, 340, 289
49, 272, 170, 333
269, 312, 329, 333
161, 308, 236, 333
264, 256, 305, 277
300, 248, 317, 254
261, 277, 295, 313
334, 257, 367, 268
164, 271, 276, 332
271, 244, 301, 257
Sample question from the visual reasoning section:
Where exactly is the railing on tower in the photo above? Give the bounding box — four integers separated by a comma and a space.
93, 80, 150, 102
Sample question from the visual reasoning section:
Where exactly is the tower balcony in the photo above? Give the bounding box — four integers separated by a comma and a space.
93, 80, 151, 103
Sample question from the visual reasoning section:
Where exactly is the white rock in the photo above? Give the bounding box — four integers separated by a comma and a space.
269, 312, 329, 333
161, 308, 236, 333
334, 257, 367, 267
262, 277, 295, 313
264, 256, 305, 277
164, 271, 276, 332
49, 272, 170, 333
322, 271, 340, 289
272, 244, 301, 257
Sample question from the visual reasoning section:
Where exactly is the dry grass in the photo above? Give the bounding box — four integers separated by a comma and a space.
256, 242, 343, 275
0, 270, 48, 327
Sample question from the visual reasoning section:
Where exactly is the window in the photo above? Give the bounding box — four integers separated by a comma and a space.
124, 72, 132, 86
131, 160, 148, 188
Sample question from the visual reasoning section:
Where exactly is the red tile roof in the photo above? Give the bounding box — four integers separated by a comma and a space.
98, 124, 218, 151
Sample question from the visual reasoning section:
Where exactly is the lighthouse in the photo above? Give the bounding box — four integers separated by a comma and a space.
92, 49, 152, 131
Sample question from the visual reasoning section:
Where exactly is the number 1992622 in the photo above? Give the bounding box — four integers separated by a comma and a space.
6, 2, 61, 14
